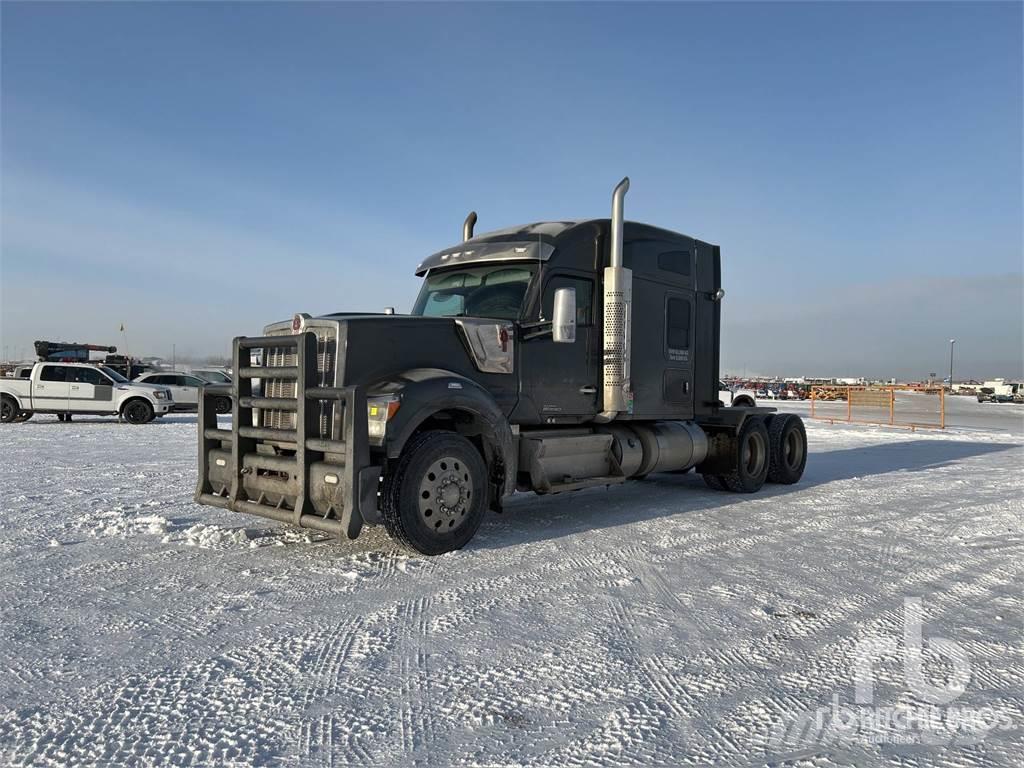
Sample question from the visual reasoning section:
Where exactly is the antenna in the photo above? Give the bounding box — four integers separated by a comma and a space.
537, 229, 545, 321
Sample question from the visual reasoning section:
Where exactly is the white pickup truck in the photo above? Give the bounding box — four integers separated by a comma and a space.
718, 380, 757, 408
0, 362, 174, 424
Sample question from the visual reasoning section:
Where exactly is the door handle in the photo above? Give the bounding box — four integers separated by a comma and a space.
579, 386, 597, 395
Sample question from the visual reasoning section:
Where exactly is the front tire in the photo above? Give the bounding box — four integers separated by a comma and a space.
380, 430, 488, 555
123, 399, 155, 424
721, 417, 770, 493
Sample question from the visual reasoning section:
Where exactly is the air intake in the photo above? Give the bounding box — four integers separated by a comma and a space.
463, 211, 478, 242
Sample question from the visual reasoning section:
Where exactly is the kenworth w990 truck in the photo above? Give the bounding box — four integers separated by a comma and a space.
194, 179, 807, 554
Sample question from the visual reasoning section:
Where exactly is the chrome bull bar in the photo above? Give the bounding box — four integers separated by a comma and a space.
194, 332, 379, 540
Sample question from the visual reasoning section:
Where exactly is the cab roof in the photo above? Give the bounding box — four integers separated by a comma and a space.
416, 219, 710, 277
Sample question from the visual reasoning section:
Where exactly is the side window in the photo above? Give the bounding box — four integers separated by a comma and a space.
151, 375, 171, 385
666, 297, 691, 358
544, 275, 593, 326
184, 376, 206, 387
624, 239, 693, 280
70, 367, 109, 385
39, 365, 68, 382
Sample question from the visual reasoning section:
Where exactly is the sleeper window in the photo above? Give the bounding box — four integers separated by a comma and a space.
667, 297, 691, 351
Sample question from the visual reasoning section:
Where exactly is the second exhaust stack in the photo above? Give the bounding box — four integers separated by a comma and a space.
597, 177, 633, 422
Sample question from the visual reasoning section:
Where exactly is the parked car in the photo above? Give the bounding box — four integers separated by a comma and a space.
190, 369, 232, 385
136, 372, 231, 414
0, 363, 173, 424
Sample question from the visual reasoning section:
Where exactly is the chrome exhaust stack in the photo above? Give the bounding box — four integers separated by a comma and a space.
463, 211, 478, 242
596, 177, 632, 423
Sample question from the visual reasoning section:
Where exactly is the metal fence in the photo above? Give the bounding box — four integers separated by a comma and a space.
810, 386, 945, 430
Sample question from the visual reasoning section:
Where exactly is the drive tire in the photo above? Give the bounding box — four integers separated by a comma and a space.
702, 473, 726, 491
0, 397, 17, 423
732, 395, 755, 408
214, 397, 231, 415
721, 417, 770, 493
123, 399, 154, 425
380, 430, 487, 556
767, 413, 807, 485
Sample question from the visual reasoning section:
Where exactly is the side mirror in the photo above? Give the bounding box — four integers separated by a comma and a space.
552, 287, 577, 344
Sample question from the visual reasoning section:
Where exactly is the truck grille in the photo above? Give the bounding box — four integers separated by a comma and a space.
261, 329, 336, 438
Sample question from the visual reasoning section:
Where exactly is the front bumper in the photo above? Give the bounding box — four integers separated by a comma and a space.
154, 400, 173, 414
194, 332, 380, 540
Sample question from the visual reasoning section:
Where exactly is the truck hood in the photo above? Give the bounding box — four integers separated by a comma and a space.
262, 314, 516, 386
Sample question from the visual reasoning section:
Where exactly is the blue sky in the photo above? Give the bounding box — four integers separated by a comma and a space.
2, 1, 1021, 378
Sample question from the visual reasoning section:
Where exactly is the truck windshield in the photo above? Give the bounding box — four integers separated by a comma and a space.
101, 366, 130, 383
411, 264, 536, 320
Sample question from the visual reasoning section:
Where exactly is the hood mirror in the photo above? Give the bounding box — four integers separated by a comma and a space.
552, 287, 577, 344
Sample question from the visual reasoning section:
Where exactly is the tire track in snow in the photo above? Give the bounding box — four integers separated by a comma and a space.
296, 616, 366, 766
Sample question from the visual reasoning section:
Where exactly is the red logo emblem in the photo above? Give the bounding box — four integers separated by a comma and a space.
292, 314, 303, 332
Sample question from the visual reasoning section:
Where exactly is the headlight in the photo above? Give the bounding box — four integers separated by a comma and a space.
153, 390, 167, 400
367, 396, 400, 445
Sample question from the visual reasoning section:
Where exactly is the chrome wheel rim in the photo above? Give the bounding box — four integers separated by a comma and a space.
417, 456, 473, 533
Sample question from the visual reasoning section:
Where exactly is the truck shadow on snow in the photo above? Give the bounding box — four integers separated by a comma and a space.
11, 415, 202, 426
472, 439, 1020, 550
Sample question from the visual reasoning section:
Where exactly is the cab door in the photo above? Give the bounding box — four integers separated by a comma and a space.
33, 365, 71, 412
174, 375, 204, 408
520, 272, 599, 420
69, 367, 116, 413
663, 293, 695, 413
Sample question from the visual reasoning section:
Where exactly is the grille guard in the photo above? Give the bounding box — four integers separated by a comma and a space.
194, 332, 379, 540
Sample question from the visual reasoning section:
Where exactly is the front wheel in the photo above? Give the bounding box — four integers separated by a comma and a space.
123, 399, 155, 424
380, 430, 488, 555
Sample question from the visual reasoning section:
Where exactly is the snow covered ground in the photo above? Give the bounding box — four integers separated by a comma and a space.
1, 406, 1021, 767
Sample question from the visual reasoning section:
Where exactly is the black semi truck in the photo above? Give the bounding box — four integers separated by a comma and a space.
195, 179, 807, 554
